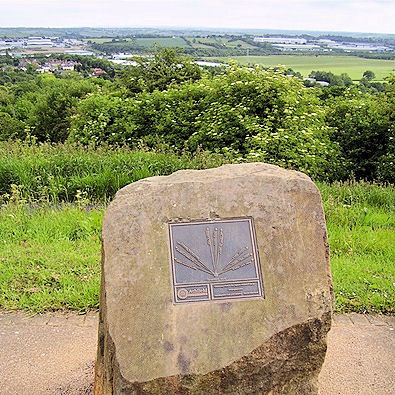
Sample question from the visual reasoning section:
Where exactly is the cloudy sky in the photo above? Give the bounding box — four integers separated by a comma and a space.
0, 0, 394, 34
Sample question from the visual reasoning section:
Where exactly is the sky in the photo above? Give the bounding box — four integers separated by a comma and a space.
0, 0, 394, 34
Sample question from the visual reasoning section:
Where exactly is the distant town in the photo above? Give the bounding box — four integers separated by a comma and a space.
1, 34, 392, 56
1, 28, 394, 60
0, 28, 394, 81
252, 36, 391, 52
0, 36, 93, 56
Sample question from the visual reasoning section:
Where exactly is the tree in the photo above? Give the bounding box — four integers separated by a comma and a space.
325, 86, 393, 181
119, 47, 202, 94
0, 112, 26, 140
309, 71, 353, 87
363, 70, 375, 81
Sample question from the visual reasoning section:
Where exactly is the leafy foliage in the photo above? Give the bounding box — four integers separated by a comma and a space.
0, 73, 109, 142
325, 81, 394, 182
0, 141, 226, 203
363, 70, 375, 81
70, 65, 341, 179
309, 70, 353, 86
119, 48, 202, 94
0, 50, 394, 183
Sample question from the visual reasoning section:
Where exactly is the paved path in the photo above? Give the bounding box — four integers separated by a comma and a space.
0, 312, 394, 394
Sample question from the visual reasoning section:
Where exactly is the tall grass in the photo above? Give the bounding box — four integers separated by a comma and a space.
0, 182, 393, 314
320, 181, 394, 314
0, 141, 227, 203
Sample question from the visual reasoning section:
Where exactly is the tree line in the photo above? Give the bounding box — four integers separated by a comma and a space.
0, 49, 393, 183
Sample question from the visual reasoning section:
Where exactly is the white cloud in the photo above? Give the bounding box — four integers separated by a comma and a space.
0, 0, 393, 34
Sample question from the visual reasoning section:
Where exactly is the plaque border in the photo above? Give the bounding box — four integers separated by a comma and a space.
168, 217, 264, 304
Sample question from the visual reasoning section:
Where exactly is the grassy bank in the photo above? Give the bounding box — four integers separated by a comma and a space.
0, 182, 393, 314
211, 55, 395, 80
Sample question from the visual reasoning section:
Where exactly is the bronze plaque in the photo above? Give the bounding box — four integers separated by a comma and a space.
168, 217, 264, 304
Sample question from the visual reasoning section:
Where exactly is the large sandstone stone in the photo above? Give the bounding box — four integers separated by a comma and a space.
94, 163, 333, 394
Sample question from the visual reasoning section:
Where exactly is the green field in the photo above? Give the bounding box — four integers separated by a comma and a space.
191, 37, 255, 49
213, 55, 395, 80
135, 37, 188, 48
84, 38, 120, 44
85, 37, 188, 47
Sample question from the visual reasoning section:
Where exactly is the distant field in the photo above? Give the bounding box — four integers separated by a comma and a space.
84, 37, 188, 47
213, 55, 395, 80
188, 37, 255, 49
135, 37, 188, 48
84, 38, 131, 44
184, 38, 213, 49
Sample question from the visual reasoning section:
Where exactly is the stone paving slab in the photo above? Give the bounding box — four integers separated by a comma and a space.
0, 312, 394, 394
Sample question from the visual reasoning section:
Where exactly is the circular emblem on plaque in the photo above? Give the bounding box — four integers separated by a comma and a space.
177, 288, 188, 300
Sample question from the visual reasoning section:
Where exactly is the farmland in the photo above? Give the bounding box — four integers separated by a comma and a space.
86, 37, 188, 47
213, 55, 395, 80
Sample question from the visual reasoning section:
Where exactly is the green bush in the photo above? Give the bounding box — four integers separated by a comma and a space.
70, 66, 341, 180
119, 47, 202, 94
0, 73, 111, 142
325, 81, 394, 182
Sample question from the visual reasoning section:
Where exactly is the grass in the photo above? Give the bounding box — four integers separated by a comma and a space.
211, 55, 395, 81
84, 38, 119, 44
0, 141, 226, 204
0, 204, 104, 312
319, 182, 395, 314
134, 37, 188, 48
0, 180, 393, 314
191, 37, 256, 49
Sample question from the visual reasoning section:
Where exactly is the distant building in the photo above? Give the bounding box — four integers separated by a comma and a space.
34, 59, 81, 73
65, 50, 94, 56
327, 42, 390, 52
194, 60, 227, 68
109, 59, 138, 66
316, 80, 330, 86
0, 40, 24, 50
274, 44, 321, 51
254, 37, 307, 45
37, 66, 51, 73
304, 77, 330, 87
26, 37, 53, 47
92, 68, 107, 76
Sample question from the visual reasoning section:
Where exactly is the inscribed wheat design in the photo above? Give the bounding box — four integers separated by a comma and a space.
168, 218, 264, 304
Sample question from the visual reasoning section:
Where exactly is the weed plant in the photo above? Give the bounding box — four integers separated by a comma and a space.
0, 202, 104, 311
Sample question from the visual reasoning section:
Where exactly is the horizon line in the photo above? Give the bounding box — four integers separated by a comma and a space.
0, 26, 394, 36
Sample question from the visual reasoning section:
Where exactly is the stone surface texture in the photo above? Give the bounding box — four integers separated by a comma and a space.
94, 163, 333, 394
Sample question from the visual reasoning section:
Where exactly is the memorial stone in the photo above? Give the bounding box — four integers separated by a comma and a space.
94, 163, 333, 394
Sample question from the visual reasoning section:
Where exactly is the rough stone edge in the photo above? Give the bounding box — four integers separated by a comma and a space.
114, 163, 312, 200
94, 239, 331, 395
